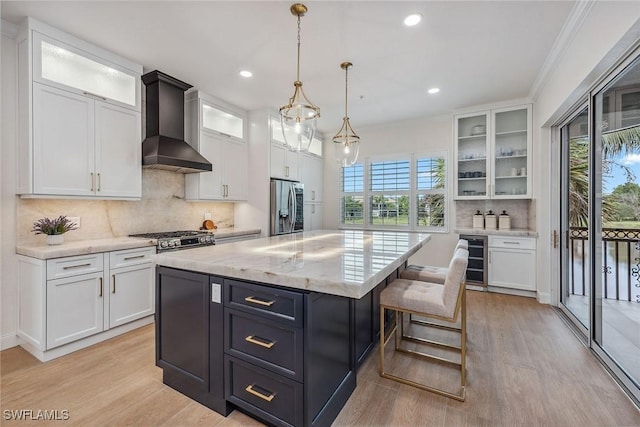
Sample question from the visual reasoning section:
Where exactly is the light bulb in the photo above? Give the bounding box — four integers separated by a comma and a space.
295, 122, 302, 134
344, 144, 350, 154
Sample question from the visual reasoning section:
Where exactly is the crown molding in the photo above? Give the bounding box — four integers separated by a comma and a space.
528, 0, 595, 102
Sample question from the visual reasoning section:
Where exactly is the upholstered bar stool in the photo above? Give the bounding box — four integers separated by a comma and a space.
399, 239, 468, 283
379, 248, 469, 401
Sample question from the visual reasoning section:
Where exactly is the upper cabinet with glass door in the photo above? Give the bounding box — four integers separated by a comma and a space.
30, 25, 140, 111
454, 111, 490, 199
454, 104, 532, 199
491, 105, 532, 199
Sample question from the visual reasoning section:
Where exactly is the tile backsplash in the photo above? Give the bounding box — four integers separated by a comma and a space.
18, 170, 234, 245
455, 199, 534, 230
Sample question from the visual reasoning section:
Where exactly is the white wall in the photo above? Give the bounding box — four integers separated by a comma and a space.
323, 113, 459, 269
533, 5, 640, 304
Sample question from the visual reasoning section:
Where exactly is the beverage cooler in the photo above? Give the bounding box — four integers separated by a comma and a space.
460, 235, 487, 287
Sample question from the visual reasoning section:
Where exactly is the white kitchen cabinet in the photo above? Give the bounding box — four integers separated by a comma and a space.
185, 91, 248, 201
46, 272, 104, 349
488, 236, 536, 291
300, 152, 323, 203
108, 248, 155, 328
454, 104, 532, 199
270, 116, 300, 180
17, 18, 142, 199
304, 203, 324, 231
17, 247, 154, 361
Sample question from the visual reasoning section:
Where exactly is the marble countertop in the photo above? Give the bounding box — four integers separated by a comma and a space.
455, 228, 538, 237
156, 229, 431, 299
17, 237, 156, 260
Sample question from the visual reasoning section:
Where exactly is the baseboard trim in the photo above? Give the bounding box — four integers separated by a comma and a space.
537, 291, 551, 304
0, 332, 20, 351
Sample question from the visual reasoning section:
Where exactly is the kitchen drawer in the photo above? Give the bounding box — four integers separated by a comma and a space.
225, 309, 303, 381
47, 254, 103, 280
226, 356, 303, 427
488, 236, 535, 250
224, 279, 304, 327
109, 247, 155, 269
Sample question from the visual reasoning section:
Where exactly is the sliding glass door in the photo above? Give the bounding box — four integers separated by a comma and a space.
559, 52, 640, 403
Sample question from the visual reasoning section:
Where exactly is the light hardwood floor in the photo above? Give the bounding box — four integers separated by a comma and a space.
1, 291, 639, 426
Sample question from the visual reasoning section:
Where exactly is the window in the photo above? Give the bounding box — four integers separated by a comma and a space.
341, 163, 364, 225
340, 152, 448, 231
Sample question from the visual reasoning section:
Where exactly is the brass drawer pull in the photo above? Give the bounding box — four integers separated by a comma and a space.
112, 274, 116, 293
245, 384, 275, 402
99, 277, 103, 297
244, 296, 275, 307
245, 335, 275, 349
123, 255, 146, 261
63, 263, 91, 270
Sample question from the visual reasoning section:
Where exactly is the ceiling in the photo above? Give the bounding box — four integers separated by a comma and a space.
1, 1, 576, 135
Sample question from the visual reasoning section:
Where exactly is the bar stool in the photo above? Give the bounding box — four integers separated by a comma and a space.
399, 239, 468, 283
379, 248, 469, 401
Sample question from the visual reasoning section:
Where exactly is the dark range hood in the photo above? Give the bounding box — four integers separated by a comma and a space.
141, 70, 212, 173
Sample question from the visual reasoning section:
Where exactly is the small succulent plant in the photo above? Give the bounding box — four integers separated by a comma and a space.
31, 215, 77, 235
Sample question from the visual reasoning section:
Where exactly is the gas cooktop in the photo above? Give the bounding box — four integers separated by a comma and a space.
129, 230, 215, 252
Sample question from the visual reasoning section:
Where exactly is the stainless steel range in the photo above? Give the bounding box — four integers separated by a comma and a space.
130, 231, 215, 252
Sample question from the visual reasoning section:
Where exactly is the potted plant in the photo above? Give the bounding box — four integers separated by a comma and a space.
31, 215, 78, 245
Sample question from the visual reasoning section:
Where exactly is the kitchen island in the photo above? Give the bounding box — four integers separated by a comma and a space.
154, 230, 431, 427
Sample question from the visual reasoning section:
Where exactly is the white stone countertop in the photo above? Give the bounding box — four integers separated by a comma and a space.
455, 228, 539, 237
16, 237, 156, 260
156, 229, 432, 299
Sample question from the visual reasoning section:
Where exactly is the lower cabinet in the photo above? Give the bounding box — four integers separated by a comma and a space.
17, 247, 155, 361
156, 268, 358, 427
488, 236, 536, 291
303, 203, 323, 231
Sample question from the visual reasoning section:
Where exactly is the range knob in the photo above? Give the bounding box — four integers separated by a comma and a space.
207, 236, 214, 244
173, 239, 181, 248
199, 236, 206, 243
160, 241, 169, 248
167, 240, 175, 247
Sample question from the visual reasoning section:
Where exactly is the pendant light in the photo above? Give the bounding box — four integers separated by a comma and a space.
279, 3, 320, 153
333, 62, 360, 166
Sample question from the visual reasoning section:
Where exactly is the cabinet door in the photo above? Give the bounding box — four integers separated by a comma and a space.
224, 140, 248, 200
270, 142, 288, 179
95, 101, 141, 198
33, 83, 95, 196
46, 272, 104, 349
199, 132, 225, 199
300, 154, 323, 202
491, 105, 531, 199
108, 263, 155, 328
454, 111, 490, 199
488, 248, 536, 291
286, 150, 300, 181
304, 203, 323, 231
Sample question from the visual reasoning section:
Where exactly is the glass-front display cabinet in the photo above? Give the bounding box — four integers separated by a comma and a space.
454, 104, 532, 199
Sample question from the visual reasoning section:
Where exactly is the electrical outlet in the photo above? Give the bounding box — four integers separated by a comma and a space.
204, 212, 212, 220
68, 216, 81, 229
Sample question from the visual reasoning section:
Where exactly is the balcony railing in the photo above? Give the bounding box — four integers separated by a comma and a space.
569, 227, 640, 302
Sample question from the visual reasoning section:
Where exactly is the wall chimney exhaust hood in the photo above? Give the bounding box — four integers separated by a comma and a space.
141, 70, 212, 173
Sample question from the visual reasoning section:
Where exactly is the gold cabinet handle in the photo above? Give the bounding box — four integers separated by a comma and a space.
244, 296, 275, 307
97, 173, 101, 191
245, 384, 275, 402
245, 335, 275, 349
112, 274, 116, 293
63, 263, 91, 270
90, 172, 94, 191
123, 255, 145, 261
99, 277, 103, 297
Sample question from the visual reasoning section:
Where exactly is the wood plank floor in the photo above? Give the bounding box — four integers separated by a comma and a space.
1, 291, 639, 426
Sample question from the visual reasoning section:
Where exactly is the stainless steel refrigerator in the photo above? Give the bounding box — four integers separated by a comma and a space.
270, 179, 304, 235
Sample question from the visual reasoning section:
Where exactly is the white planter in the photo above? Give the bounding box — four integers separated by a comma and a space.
46, 234, 64, 245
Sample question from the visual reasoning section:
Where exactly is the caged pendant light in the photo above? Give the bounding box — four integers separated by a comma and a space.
333, 61, 360, 166
279, 3, 320, 153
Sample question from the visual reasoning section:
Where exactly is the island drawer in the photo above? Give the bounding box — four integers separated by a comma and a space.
226, 356, 303, 427
225, 309, 303, 381
224, 279, 304, 327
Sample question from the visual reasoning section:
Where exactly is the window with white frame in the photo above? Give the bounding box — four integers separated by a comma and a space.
340, 163, 364, 225
340, 152, 447, 231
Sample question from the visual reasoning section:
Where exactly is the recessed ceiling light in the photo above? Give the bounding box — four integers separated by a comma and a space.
428, 87, 440, 94
239, 70, 253, 78
403, 13, 422, 27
